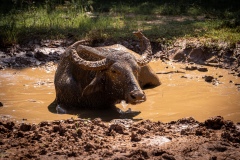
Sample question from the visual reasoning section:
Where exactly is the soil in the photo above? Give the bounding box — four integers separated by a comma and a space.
0, 116, 239, 159
0, 39, 240, 159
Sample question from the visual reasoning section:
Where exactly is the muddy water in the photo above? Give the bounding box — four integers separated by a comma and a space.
118, 62, 240, 122
0, 66, 75, 123
0, 62, 240, 123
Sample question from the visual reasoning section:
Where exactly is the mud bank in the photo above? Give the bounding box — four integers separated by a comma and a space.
0, 38, 240, 76
0, 116, 239, 159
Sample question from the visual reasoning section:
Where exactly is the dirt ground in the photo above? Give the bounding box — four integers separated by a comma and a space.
0, 39, 240, 159
0, 116, 239, 159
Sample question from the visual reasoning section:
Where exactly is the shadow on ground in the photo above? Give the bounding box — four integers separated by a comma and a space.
48, 101, 141, 122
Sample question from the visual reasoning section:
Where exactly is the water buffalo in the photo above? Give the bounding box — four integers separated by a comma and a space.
54, 31, 161, 109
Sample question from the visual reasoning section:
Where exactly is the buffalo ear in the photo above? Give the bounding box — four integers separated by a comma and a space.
82, 72, 105, 96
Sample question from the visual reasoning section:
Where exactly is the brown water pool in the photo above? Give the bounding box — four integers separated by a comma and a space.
0, 62, 239, 123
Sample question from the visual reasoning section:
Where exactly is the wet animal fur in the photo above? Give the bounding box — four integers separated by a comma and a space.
54, 35, 161, 109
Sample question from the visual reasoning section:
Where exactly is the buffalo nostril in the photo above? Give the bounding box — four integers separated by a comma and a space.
131, 94, 136, 99
130, 90, 145, 100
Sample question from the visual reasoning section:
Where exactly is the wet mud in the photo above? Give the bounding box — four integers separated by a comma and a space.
0, 116, 240, 159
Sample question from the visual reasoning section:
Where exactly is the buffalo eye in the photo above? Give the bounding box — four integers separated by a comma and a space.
110, 68, 118, 74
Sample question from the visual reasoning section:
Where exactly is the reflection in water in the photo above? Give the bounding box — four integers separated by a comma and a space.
48, 101, 141, 121
0, 62, 240, 123
120, 100, 128, 109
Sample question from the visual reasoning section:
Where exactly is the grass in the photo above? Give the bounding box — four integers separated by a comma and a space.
0, 7, 127, 45
0, 2, 239, 47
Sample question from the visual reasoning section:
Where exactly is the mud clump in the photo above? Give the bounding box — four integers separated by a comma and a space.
109, 123, 126, 134
0, 116, 239, 159
205, 116, 225, 129
203, 75, 215, 82
131, 132, 142, 142
19, 123, 32, 131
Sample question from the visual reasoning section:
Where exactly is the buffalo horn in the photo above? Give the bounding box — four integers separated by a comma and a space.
133, 31, 153, 66
70, 49, 112, 70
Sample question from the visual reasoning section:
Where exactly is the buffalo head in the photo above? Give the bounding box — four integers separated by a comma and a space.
68, 31, 152, 105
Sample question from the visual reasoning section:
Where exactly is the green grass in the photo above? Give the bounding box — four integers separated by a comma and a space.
0, 7, 128, 45
0, 3, 239, 47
